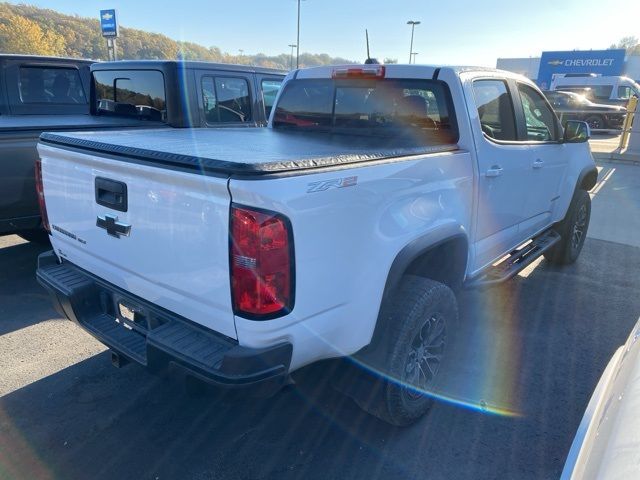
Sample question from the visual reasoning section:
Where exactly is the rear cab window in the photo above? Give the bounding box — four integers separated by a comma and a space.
18, 66, 87, 105
272, 77, 458, 147
93, 70, 167, 122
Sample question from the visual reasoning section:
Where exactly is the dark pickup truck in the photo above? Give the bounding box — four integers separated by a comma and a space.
543, 90, 627, 131
1, 56, 284, 240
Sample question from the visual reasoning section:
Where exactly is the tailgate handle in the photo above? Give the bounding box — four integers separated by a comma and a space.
95, 177, 128, 212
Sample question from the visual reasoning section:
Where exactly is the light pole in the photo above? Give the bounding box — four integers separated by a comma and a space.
411, 52, 418, 64
296, 0, 302, 69
288, 44, 297, 70
407, 20, 420, 64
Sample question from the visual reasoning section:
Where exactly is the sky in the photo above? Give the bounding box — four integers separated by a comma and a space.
8, 0, 639, 66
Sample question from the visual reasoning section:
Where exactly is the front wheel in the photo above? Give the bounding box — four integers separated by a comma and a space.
544, 189, 591, 265
584, 115, 604, 131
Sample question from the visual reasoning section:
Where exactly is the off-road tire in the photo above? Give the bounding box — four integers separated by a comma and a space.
544, 189, 591, 265
355, 276, 458, 426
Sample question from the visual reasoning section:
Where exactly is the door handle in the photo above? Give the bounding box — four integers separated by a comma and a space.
486, 166, 503, 178
532, 159, 544, 169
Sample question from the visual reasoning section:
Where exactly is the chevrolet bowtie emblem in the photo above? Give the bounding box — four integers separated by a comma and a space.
97, 214, 131, 238
101, 12, 113, 20
548, 60, 563, 66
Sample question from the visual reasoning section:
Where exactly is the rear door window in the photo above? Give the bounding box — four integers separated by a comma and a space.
202, 76, 252, 124
472, 80, 517, 141
93, 70, 166, 121
19, 67, 87, 104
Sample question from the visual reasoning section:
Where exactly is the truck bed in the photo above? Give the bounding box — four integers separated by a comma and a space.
40, 128, 459, 176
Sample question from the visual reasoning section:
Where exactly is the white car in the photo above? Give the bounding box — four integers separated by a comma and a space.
35, 64, 597, 425
550, 74, 640, 106
562, 317, 640, 479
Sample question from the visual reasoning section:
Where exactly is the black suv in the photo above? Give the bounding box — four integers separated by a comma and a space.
543, 90, 627, 130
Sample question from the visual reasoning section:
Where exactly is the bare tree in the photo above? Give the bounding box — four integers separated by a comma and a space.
609, 36, 640, 55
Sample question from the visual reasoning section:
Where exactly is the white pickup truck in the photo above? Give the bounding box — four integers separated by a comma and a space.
36, 64, 597, 426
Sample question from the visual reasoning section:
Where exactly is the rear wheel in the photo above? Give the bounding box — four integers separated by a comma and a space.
544, 189, 591, 265
353, 276, 458, 426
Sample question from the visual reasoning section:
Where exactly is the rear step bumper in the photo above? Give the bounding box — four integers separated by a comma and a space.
36, 251, 292, 389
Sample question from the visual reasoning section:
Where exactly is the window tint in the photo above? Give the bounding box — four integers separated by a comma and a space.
518, 83, 558, 142
261, 79, 282, 118
272, 80, 333, 128
19, 67, 87, 104
202, 76, 252, 124
93, 70, 166, 121
561, 84, 613, 100
591, 85, 613, 100
272, 78, 457, 146
472, 80, 517, 141
618, 86, 635, 100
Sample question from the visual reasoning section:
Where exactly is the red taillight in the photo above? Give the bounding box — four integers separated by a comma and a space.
332, 65, 385, 79
34, 159, 50, 233
230, 205, 294, 319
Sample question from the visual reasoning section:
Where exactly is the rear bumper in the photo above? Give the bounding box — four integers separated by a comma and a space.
36, 251, 292, 389
0, 214, 41, 235
603, 114, 625, 129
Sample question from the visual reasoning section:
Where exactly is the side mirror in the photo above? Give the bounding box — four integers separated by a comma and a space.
563, 120, 590, 143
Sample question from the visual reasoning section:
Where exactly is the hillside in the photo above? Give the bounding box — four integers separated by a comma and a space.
0, 2, 355, 69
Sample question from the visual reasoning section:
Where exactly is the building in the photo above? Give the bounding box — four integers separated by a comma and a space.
497, 50, 640, 86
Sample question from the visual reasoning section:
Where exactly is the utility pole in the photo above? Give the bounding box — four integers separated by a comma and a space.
411, 52, 418, 64
407, 20, 421, 64
288, 44, 297, 70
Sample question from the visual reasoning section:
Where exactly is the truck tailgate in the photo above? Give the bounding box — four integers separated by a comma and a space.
37, 142, 236, 340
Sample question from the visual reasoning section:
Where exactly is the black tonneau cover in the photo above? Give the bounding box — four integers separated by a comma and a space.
39, 128, 459, 176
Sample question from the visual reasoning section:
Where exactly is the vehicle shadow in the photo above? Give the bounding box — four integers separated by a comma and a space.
1, 237, 639, 480
0, 237, 57, 336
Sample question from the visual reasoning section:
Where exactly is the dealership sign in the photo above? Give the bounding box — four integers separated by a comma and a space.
537, 49, 626, 88
99, 9, 118, 38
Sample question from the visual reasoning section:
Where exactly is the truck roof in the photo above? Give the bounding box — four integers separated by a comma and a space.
39, 128, 458, 177
0, 54, 93, 64
293, 64, 514, 79
91, 60, 286, 75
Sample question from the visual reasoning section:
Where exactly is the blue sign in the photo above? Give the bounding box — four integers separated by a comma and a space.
537, 49, 626, 89
100, 9, 118, 38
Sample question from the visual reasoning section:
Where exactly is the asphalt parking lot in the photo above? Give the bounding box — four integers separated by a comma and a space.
1, 158, 640, 480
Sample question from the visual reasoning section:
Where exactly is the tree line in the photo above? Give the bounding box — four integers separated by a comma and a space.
0, 2, 355, 69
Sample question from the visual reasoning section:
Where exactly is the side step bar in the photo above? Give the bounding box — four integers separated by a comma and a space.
466, 230, 561, 288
